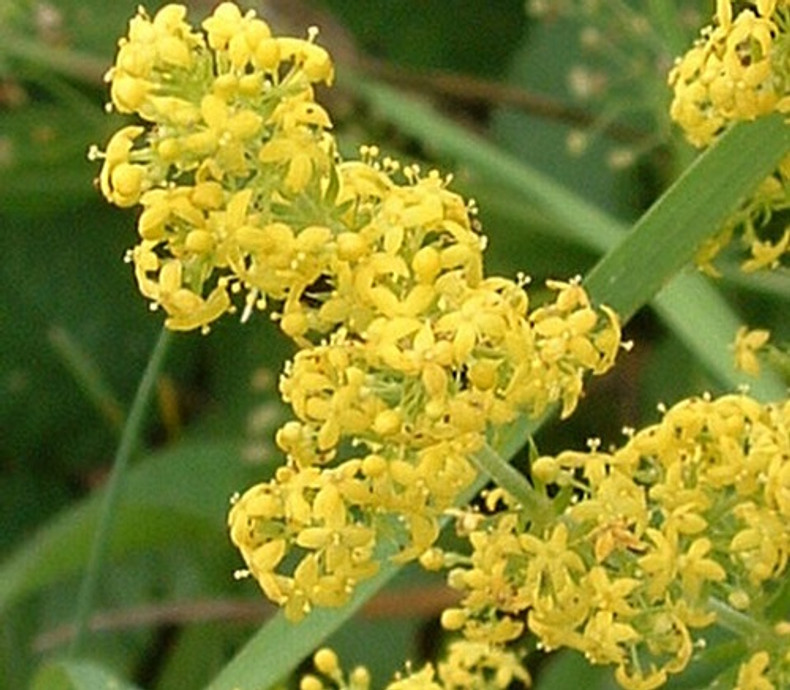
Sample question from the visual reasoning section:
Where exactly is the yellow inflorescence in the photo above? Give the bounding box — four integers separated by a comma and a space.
96, 5, 790, 689
734, 326, 772, 376
299, 643, 530, 690
669, 0, 790, 273
97, 2, 622, 622
443, 394, 790, 689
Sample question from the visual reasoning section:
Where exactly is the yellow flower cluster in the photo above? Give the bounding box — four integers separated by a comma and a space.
734, 326, 772, 376
97, 3, 622, 621
668, 0, 790, 273
669, 0, 790, 147
298, 643, 530, 690
96, 2, 336, 332
441, 394, 790, 689
737, 645, 790, 690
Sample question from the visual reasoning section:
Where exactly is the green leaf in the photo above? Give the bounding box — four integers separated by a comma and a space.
31, 658, 143, 690
205, 567, 401, 690
0, 440, 252, 615
584, 114, 790, 320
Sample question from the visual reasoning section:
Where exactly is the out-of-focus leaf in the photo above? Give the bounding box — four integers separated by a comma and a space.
0, 103, 107, 212
324, 0, 526, 77
490, 19, 635, 219
31, 658, 143, 690
0, 440, 254, 614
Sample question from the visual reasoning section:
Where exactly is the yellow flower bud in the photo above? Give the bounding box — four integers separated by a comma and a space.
373, 409, 401, 436
440, 607, 467, 630
299, 675, 324, 690
362, 454, 387, 477
531, 456, 560, 483
227, 110, 263, 139
422, 363, 448, 399
109, 163, 145, 207
468, 359, 498, 390
238, 72, 263, 96
411, 246, 441, 283
191, 181, 224, 209
183, 130, 217, 156
281, 311, 309, 338
110, 74, 150, 113
202, 2, 243, 50
314, 648, 340, 676
157, 138, 181, 163
254, 38, 281, 71
185, 229, 215, 253
337, 232, 367, 261
418, 547, 444, 571
349, 666, 371, 690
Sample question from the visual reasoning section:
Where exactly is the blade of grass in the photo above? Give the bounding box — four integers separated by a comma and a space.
651, 272, 786, 400
205, 95, 789, 690
205, 566, 401, 690
582, 113, 790, 318
68, 327, 171, 656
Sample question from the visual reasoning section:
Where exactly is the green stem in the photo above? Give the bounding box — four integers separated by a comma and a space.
68, 327, 172, 656
469, 443, 551, 520
708, 596, 776, 643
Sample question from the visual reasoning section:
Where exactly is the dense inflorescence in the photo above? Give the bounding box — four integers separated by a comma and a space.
96, 2, 622, 623
669, 0, 790, 273
442, 394, 790, 689
96, 4, 789, 689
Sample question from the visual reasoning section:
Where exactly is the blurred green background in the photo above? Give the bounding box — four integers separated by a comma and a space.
1, 1, 787, 688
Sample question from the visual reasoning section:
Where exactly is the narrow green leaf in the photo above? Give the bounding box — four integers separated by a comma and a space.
205, 567, 400, 690
31, 658, 143, 690
652, 272, 787, 401
584, 114, 790, 320
70, 328, 171, 656
0, 440, 250, 615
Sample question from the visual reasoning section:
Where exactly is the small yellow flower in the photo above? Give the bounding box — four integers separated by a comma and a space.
734, 326, 771, 376
736, 651, 775, 690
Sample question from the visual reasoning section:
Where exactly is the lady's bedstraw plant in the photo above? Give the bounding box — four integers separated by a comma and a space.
95, 0, 620, 618
93, 2, 789, 689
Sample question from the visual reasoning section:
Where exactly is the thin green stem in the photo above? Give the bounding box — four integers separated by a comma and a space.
68, 327, 172, 656
708, 596, 776, 643
469, 443, 552, 520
